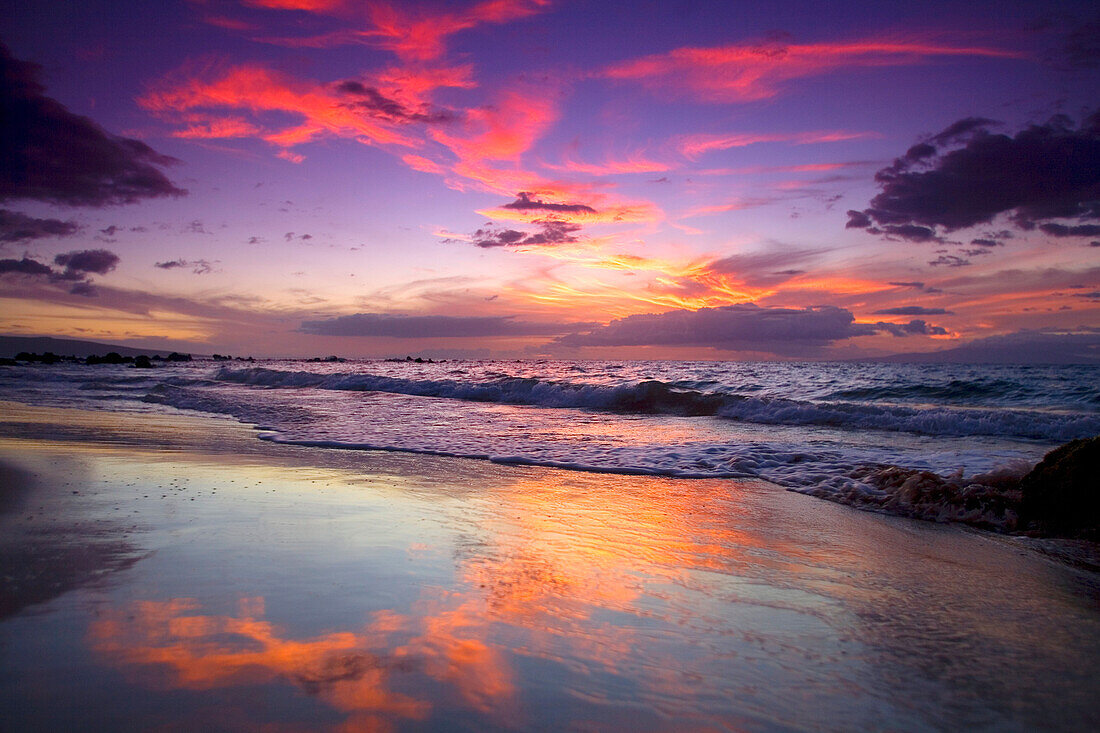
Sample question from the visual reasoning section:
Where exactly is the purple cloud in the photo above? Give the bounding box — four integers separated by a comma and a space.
554, 303, 941, 356
155, 258, 214, 274
334, 79, 457, 123
0, 209, 79, 242
501, 192, 597, 215
300, 313, 597, 338
0, 43, 185, 206
847, 111, 1100, 242
872, 306, 953, 316
54, 249, 120, 275
460, 221, 582, 248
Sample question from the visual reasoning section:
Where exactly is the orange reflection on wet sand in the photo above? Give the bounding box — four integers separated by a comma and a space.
89, 597, 431, 731
85, 457, 836, 730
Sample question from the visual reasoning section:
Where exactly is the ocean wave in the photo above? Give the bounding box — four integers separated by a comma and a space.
821, 378, 1033, 403
212, 366, 1100, 441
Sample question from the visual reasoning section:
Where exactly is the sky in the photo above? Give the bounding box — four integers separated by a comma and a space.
1, 0, 1098, 360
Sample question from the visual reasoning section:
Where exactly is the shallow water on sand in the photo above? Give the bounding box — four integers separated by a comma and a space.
0, 406, 1097, 731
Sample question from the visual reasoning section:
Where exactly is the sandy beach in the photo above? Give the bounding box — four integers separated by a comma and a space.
0, 400, 1097, 731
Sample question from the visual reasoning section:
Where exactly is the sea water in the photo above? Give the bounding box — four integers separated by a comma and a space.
2, 359, 1096, 504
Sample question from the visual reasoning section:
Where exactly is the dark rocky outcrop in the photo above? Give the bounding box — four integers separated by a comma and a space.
85, 352, 131, 365
1019, 437, 1100, 539
132, 355, 154, 368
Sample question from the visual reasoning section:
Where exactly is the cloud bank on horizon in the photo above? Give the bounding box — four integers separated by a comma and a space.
0, 1, 1097, 360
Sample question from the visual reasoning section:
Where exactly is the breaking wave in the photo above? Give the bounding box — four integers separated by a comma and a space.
211, 367, 1099, 441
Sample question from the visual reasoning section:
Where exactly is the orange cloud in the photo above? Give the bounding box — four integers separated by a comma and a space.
603, 37, 1022, 103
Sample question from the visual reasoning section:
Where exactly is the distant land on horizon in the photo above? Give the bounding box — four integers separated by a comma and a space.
2, 333, 1097, 364
0, 335, 182, 359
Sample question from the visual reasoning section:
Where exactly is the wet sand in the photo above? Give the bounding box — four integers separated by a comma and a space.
0, 401, 1098, 731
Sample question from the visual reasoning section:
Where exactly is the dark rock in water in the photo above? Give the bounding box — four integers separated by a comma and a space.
132, 355, 154, 368
1019, 436, 1100, 539
0, 357, 17, 366
15, 351, 64, 364
86, 352, 132, 365
166, 352, 192, 362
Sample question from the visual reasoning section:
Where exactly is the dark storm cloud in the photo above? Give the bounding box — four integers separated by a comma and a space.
333, 79, 457, 123
0, 209, 79, 242
502, 192, 597, 215
847, 111, 1100, 242
554, 303, 942, 356
0, 43, 185, 206
459, 221, 582, 248
872, 306, 952, 316
54, 249, 119, 275
300, 313, 597, 338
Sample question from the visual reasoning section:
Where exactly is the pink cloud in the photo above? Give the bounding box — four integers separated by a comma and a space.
604, 37, 1022, 103
253, 0, 552, 60
678, 130, 874, 158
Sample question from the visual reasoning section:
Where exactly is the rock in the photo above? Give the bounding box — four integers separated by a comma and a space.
132, 355, 154, 368
166, 352, 192, 362
86, 352, 130, 365
1019, 437, 1100, 539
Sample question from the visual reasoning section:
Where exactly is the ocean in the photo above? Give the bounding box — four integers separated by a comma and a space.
2, 358, 1096, 504
3, 359, 1100, 730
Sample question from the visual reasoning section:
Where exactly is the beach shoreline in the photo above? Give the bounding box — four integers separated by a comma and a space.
1, 400, 1099, 730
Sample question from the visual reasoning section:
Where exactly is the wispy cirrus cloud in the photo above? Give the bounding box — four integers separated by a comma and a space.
252, 0, 551, 61
678, 130, 874, 159
540, 154, 671, 176
603, 36, 1022, 103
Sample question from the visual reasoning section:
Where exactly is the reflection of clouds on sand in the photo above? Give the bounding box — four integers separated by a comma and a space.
90, 597, 431, 731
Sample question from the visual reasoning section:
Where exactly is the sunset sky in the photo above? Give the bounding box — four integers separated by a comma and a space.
2, 0, 1098, 359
